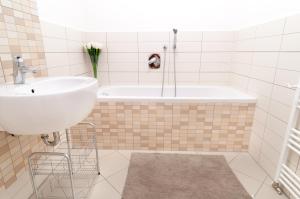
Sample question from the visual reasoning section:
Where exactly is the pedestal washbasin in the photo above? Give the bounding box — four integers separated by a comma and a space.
0, 76, 98, 135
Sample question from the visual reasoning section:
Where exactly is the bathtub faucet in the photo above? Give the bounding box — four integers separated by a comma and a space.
148, 56, 160, 66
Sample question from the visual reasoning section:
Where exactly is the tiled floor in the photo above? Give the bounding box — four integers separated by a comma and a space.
5, 150, 288, 199
88, 150, 288, 199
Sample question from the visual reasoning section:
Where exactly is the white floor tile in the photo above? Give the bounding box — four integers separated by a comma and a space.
118, 150, 132, 160
98, 150, 116, 159
93, 174, 105, 185
233, 170, 265, 197
89, 180, 121, 199
229, 153, 267, 182
100, 152, 129, 178
255, 177, 287, 199
106, 168, 129, 193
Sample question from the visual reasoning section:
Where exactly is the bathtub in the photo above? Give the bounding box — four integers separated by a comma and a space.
97, 86, 256, 103
80, 85, 256, 152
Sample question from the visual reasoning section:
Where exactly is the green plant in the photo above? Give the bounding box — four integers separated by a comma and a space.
84, 42, 102, 78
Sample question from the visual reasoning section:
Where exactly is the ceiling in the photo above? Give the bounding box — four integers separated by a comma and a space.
37, 0, 300, 31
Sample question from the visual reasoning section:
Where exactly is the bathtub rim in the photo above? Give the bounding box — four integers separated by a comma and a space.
97, 85, 256, 103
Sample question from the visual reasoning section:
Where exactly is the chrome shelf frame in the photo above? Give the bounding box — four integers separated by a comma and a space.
28, 122, 100, 199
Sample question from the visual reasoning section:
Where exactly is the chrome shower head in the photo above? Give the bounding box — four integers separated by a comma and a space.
172, 29, 178, 50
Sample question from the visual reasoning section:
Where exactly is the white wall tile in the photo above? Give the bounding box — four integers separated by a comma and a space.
281, 33, 300, 51
139, 71, 163, 85
176, 32, 202, 42
251, 119, 265, 138
202, 31, 235, 41
252, 52, 279, 68
266, 115, 287, 138
98, 71, 110, 85
69, 63, 89, 75
255, 19, 285, 37
254, 107, 267, 124
40, 21, 66, 39
85, 32, 107, 42
171, 63, 200, 73
230, 16, 298, 179
109, 62, 139, 72
171, 72, 199, 84
199, 72, 229, 84
98, 52, 108, 64
268, 100, 291, 123
274, 69, 300, 87
271, 85, 295, 106
138, 32, 169, 42
235, 39, 255, 51
259, 153, 277, 178
232, 63, 252, 76
248, 91, 269, 111
109, 72, 138, 85
66, 27, 84, 41
263, 128, 284, 152
254, 36, 282, 51
277, 52, 300, 71
232, 52, 253, 64
284, 14, 300, 34
108, 53, 138, 63
98, 63, 109, 72
237, 26, 257, 40
230, 74, 249, 90
45, 52, 69, 67
43, 37, 68, 52
68, 52, 85, 65
201, 52, 232, 62
47, 66, 70, 76
260, 143, 280, 168
67, 40, 84, 53
202, 42, 233, 51
250, 66, 276, 83
248, 133, 262, 161
107, 32, 137, 42
138, 42, 169, 53
106, 43, 138, 52
200, 63, 230, 72
248, 79, 273, 98
176, 42, 202, 52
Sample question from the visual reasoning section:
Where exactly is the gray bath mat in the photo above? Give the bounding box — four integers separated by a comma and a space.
122, 153, 251, 199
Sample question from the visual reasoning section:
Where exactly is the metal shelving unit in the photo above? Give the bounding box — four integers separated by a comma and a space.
28, 122, 100, 199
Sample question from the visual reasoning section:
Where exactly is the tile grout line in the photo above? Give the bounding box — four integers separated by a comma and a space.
253, 175, 269, 198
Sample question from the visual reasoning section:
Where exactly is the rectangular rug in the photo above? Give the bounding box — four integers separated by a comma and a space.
122, 153, 251, 199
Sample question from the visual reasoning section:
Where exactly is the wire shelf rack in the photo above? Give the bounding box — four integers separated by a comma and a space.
28, 122, 100, 199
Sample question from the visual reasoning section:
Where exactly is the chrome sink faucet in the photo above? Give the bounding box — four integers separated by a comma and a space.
13, 55, 37, 84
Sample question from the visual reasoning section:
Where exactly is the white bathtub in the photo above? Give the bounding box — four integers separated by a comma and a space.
97, 86, 256, 103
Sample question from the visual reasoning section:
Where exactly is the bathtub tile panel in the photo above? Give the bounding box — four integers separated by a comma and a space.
78, 102, 255, 152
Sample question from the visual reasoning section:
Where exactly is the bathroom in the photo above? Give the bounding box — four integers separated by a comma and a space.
0, 0, 300, 198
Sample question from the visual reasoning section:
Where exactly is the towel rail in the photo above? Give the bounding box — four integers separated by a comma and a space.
273, 80, 300, 198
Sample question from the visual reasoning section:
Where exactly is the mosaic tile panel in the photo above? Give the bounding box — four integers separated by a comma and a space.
0, 0, 47, 191
79, 102, 255, 152
0, 0, 47, 82
0, 132, 49, 190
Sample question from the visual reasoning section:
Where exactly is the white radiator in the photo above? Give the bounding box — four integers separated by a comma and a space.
273, 81, 300, 198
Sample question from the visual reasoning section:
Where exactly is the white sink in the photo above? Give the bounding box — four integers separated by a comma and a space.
0, 76, 98, 135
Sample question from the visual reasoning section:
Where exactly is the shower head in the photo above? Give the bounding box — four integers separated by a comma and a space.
172, 29, 178, 50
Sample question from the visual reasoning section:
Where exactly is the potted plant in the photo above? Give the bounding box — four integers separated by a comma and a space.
84, 42, 103, 78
